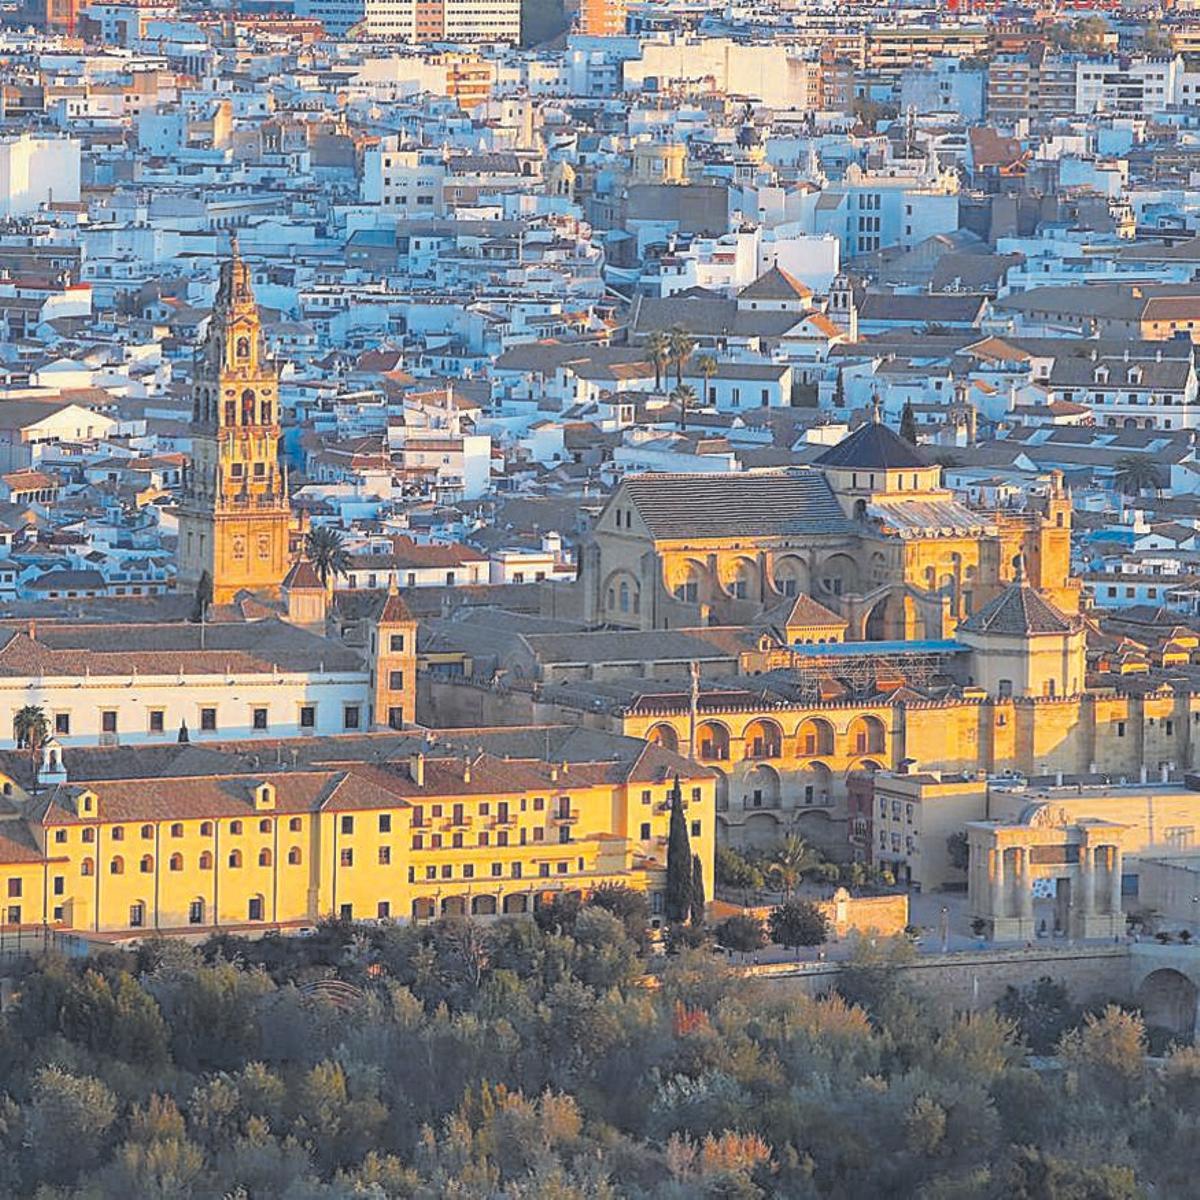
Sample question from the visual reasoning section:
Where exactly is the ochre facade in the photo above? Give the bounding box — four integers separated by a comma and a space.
177, 240, 292, 605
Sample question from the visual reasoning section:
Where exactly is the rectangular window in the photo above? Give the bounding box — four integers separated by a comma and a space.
252, 707, 268, 730
54, 713, 69, 735
7, 879, 19, 898
200, 707, 217, 732
389, 634, 405, 652
148, 709, 164, 734
129, 903, 144, 928
101, 710, 117, 733
691, 820, 701, 837
343, 705, 361, 730
341, 815, 354, 835
377, 901, 390, 919
340, 848, 353, 867
379, 814, 391, 833
53, 876, 63, 895
189, 900, 203, 925
54, 829, 66, 844
339, 903, 352, 920
389, 670, 404, 689
640, 822, 651, 839
300, 705, 316, 728
378, 846, 391, 865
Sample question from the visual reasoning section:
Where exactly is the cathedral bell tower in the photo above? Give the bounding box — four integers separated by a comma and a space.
177, 237, 292, 605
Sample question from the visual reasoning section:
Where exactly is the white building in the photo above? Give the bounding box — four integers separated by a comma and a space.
362, 144, 446, 216
0, 135, 80, 218
1075, 56, 1182, 116
0, 621, 372, 747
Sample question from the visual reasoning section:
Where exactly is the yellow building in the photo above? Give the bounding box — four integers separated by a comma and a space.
0, 730, 715, 936
579, 415, 1078, 638
177, 238, 293, 605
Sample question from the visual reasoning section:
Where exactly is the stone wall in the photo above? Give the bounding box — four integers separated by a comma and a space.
712, 890, 909, 939
750, 945, 1132, 1012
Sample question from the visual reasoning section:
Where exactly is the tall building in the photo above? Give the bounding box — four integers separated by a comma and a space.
578, 0, 625, 37
295, 0, 518, 41
177, 240, 292, 606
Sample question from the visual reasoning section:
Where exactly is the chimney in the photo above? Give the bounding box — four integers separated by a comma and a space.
549, 764, 559, 782
463, 759, 471, 783
409, 752, 425, 786
28, 620, 35, 641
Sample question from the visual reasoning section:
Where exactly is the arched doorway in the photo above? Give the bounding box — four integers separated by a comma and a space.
742, 763, 782, 810
441, 895, 467, 917
412, 897, 435, 920
502, 893, 529, 914
471, 894, 498, 916
1137, 969, 1199, 1041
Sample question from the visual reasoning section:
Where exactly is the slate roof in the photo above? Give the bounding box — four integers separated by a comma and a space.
958, 581, 1079, 637
813, 418, 929, 470
619, 471, 856, 539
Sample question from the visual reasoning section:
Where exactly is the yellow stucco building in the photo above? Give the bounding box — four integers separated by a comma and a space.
0, 730, 715, 936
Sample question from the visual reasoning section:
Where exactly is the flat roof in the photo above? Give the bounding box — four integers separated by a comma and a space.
789, 639, 967, 657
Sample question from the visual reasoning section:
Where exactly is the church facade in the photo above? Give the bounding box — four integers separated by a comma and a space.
579, 413, 1078, 639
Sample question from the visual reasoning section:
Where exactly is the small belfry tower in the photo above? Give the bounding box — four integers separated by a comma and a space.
177, 237, 291, 604
372, 582, 418, 729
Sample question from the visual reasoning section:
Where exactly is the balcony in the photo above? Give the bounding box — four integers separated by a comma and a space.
551, 809, 579, 825
489, 814, 518, 828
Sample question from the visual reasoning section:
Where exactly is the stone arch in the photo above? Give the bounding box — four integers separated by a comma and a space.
441, 895, 467, 917
742, 763, 782, 809
696, 720, 730, 761
602, 569, 641, 619
471, 894, 498, 916
743, 718, 783, 759
1136, 968, 1198, 1041
719, 555, 760, 602
667, 558, 709, 605
798, 760, 834, 806
847, 715, 886, 756
771, 554, 808, 597
412, 897, 435, 920
646, 723, 679, 752
502, 893, 529, 914
743, 810, 784, 849
817, 553, 860, 597
796, 717, 835, 757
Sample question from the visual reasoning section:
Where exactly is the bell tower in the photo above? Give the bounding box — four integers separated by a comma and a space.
177, 237, 291, 605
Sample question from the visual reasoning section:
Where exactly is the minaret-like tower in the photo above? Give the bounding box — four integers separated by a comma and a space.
177, 237, 291, 604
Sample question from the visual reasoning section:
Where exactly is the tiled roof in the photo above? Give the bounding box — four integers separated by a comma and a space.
959, 582, 1079, 637
620, 471, 855, 539
737, 266, 813, 301
814, 418, 929, 471
784, 594, 848, 629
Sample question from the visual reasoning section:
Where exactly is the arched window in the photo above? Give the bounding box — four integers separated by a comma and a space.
236, 335, 250, 360
110, 856, 124, 875
111, 826, 124, 842
169, 853, 183, 871
200, 822, 213, 836
258, 848, 272, 867
199, 851, 213, 870
230, 821, 243, 835
139, 855, 153, 874
288, 817, 302, 832
258, 818, 271, 833
141, 824, 154, 840
224, 400, 236, 426
228, 850, 242, 869
170, 823, 184, 838
241, 389, 256, 425
81, 857, 94, 876
287, 847, 302, 865
260, 399, 273, 425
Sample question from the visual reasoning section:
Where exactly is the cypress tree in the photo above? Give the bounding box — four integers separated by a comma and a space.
899, 399, 919, 445
690, 854, 706, 926
665, 775, 692, 924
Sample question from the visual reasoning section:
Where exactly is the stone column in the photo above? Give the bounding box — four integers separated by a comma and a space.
1080, 844, 1095, 918
1108, 846, 1122, 916
1019, 848, 1034, 922
990, 845, 1006, 919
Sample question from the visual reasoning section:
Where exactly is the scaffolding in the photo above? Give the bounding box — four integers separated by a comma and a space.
787, 639, 968, 701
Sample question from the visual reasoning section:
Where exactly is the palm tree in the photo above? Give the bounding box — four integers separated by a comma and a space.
672, 383, 698, 431
768, 834, 821, 899
668, 324, 696, 390
1112, 454, 1161, 498
643, 331, 670, 392
694, 353, 718, 404
13, 704, 48, 779
305, 526, 350, 587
